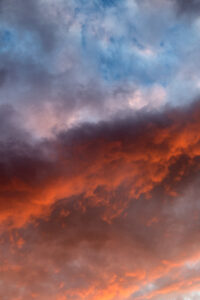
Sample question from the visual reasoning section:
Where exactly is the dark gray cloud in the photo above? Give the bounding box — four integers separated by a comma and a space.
175, 0, 200, 15
0, 99, 199, 225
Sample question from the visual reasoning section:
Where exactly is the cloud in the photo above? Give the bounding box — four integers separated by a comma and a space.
0, 0, 58, 51
1, 1, 200, 299
1, 143, 200, 299
175, 0, 200, 15
1, 100, 200, 227
1, 0, 198, 138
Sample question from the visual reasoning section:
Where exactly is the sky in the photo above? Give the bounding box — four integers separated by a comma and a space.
1, 0, 200, 299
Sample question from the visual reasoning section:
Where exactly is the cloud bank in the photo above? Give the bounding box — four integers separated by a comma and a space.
1, 101, 200, 299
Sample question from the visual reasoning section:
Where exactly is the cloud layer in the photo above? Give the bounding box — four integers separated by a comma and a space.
1, 0, 200, 299
0, 0, 200, 136
1, 100, 200, 299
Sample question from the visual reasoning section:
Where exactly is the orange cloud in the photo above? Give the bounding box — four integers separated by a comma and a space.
1, 101, 200, 227
1, 102, 200, 299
